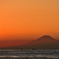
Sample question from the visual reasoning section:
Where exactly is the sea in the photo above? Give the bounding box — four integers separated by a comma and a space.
0, 49, 59, 59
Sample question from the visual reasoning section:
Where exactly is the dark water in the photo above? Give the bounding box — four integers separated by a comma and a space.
0, 49, 59, 59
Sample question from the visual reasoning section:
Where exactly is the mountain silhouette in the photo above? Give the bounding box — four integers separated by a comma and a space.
18, 35, 59, 49
1, 35, 59, 49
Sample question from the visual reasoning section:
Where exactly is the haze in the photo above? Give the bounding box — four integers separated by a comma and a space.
0, 0, 59, 41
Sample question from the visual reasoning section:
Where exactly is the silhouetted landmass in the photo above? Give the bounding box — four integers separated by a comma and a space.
1, 35, 59, 49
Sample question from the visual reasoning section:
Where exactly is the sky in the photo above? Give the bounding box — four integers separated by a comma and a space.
0, 0, 59, 47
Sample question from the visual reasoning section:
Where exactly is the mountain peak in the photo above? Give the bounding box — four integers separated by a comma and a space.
39, 35, 54, 39
43, 35, 51, 37
35, 35, 58, 44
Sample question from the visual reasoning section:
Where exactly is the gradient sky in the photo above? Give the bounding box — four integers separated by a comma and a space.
0, 0, 59, 43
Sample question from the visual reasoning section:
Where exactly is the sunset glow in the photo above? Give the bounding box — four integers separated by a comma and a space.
0, 0, 59, 47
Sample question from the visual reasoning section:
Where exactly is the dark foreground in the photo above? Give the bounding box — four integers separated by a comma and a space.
0, 49, 59, 59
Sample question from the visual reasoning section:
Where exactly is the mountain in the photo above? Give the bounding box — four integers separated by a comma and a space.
1, 35, 59, 49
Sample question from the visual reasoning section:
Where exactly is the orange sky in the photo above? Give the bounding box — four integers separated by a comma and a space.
0, 0, 59, 43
